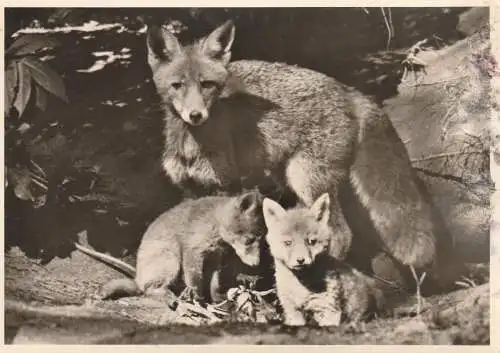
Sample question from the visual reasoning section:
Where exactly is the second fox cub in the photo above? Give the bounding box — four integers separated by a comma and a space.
263, 193, 387, 326
92, 191, 268, 304
148, 20, 458, 289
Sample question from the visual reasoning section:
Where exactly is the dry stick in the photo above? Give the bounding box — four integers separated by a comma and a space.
411, 151, 485, 163
381, 7, 393, 50
30, 159, 47, 177
30, 176, 49, 191
28, 170, 48, 184
387, 7, 394, 37
409, 265, 427, 316
176, 300, 225, 322
455, 276, 477, 288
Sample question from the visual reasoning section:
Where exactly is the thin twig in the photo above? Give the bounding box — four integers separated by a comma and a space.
30, 177, 49, 191
28, 172, 48, 189
381, 7, 393, 50
409, 266, 426, 316
387, 8, 394, 37
411, 151, 484, 163
30, 159, 47, 177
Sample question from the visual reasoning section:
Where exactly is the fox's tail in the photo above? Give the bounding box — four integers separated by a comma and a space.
347, 91, 437, 269
74, 243, 136, 277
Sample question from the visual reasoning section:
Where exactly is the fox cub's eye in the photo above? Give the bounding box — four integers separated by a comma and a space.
307, 238, 318, 246
200, 80, 217, 89
171, 82, 183, 90
244, 236, 256, 245
283, 240, 292, 246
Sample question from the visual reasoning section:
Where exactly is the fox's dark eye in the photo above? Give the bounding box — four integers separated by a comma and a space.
200, 80, 217, 89
171, 82, 182, 90
284, 240, 292, 246
308, 238, 318, 246
245, 236, 256, 245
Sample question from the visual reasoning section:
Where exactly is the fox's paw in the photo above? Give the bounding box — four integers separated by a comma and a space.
305, 294, 342, 327
313, 310, 342, 327
282, 307, 307, 327
304, 293, 339, 311
179, 286, 205, 306
283, 315, 307, 327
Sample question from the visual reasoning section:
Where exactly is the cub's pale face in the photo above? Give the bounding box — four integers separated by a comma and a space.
262, 194, 333, 270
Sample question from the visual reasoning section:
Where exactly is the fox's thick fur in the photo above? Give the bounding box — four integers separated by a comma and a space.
148, 20, 458, 291
263, 193, 387, 326
97, 191, 268, 304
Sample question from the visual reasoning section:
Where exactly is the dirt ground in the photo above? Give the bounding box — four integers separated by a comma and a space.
4, 279, 490, 344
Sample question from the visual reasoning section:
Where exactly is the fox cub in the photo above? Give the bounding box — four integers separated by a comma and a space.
97, 191, 268, 304
146, 19, 455, 289
263, 193, 386, 326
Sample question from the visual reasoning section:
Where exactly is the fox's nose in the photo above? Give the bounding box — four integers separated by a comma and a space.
296, 258, 305, 265
189, 111, 203, 124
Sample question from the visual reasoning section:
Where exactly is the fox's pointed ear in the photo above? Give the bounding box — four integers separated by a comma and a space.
147, 25, 184, 65
200, 20, 235, 65
262, 198, 286, 230
309, 193, 330, 224
237, 191, 262, 215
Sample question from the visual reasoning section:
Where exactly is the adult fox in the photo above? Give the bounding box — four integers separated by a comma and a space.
148, 19, 458, 291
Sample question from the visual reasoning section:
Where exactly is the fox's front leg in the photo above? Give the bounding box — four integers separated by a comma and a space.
162, 156, 189, 187
188, 154, 242, 196
181, 250, 206, 304
305, 293, 342, 327
280, 298, 307, 326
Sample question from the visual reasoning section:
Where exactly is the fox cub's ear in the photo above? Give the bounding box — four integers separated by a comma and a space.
309, 193, 330, 224
237, 191, 262, 214
200, 20, 235, 65
262, 198, 286, 230
147, 25, 184, 62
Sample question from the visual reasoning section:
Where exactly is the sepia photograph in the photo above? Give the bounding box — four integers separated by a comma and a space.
3, 6, 494, 344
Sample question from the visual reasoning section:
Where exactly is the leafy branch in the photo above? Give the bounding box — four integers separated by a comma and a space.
5, 34, 69, 205
5, 34, 68, 119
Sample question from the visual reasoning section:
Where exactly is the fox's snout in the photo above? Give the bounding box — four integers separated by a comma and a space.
181, 108, 209, 126
174, 96, 209, 126
233, 242, 261, 267
290, 252, 312, 268
294, 256, 311, 266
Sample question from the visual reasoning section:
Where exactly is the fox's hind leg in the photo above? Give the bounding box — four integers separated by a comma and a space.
286, 153, 353, 260
134, 239, 182, 307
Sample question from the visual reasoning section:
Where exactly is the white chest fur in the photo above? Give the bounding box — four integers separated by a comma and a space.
273, 261, 312, 309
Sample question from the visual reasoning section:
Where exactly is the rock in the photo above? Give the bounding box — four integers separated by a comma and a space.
384, 29, 492, 263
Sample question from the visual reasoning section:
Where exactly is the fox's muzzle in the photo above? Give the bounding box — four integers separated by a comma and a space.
175, 85, 210, 126
232, 242, 261, 267
289, 245, 313, 269
181, 108, 209, 126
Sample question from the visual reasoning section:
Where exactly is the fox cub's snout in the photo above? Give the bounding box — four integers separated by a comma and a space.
219, 190, 267, 267
146, 20, 235, 126
263, 193, 334, 271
